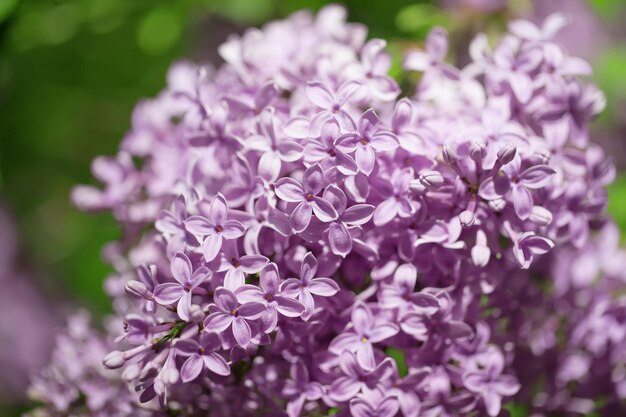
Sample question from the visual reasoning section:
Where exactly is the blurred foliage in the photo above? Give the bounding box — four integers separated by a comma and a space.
608, 175, 626, 237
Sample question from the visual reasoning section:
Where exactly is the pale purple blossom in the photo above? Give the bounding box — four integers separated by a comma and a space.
153, 252, 209, 321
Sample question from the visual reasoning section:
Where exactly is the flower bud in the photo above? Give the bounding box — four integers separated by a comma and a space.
529, 206, 553, 226
418, 170, 444, 190
471, 245, 490, 267
103, 351, 126, 369
496, 143, 516, 165
125, 280, 149, 299
122, 363, 141, 381
489, 198, 506, 212
459, 210, 475, 228
442, 145, 458, 165
469, 141, 487, 162
189, 304, 205, 323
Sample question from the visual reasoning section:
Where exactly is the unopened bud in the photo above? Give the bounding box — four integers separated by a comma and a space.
529, 206, 553, 226
459, 210, 475, 228
469, 141, 487, 162
496, 143, 516, 165
122, 363, 141, 381
419, 170, 445, 190
103, 351, 126, 369
189, 304, 205, 323
489, 198, 506, 212
442, 145, 458, 165
471, 245, 490, 267
125, 280, 149, 299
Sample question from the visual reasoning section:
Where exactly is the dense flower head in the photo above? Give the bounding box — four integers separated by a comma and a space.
30, 4, 626, 417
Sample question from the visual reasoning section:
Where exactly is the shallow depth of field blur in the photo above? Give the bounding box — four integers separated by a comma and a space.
0, 0, 625, 415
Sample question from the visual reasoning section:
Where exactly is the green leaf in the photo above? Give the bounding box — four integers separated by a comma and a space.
386, 347, 408, 377
505, 403, 528, 417
608, 174, 626, 238
137, 6, 183, 55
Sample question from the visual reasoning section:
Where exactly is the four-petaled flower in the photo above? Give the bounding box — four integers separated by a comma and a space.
203, 287, 265, 347
337, 109, 399, 175
175, 332, 231, 382
329, 302, 399, 368
480, 155, 556, 220
379, 263, 440, 314
236, 262, 305, 333
153, 252, 209, 321
320, 185, 374, 257
282, 359, 325, 417
274, 164, 339, 232
216, 240, 268, 291
280, 252, 340, 320
463, 347, 521, 417
185, 193, 247, 261
306, 80, 362, 132
328, 351, 394, 402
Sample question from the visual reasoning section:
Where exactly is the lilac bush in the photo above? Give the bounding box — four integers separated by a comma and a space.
29, 5, 626, 417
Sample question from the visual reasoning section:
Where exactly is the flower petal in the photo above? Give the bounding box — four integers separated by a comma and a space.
203, 353, 231, 376
177, 291, 192, 321
290, 202, 313, 233
213, 287, 238, 312
239, 255, 269, 273
355, 146, 376, 175
170, 252, 193, 285
275, 296, 305, 317
328, 222, 353, 257
204, 312, 233, 333
209, 194, 229, 225
238, 302, 266, 319
307, 277, 339, 296
342, 204, 374, 226
352, 303, 373, 335
180, 354, 204, 383
306, 81, 334, 108
232, 317, 252, 347
153, 283, 183, 305
274, 178, 304, 202
369, 323, 399, 343
311, 197, 339, 222
202, 233, 223, 261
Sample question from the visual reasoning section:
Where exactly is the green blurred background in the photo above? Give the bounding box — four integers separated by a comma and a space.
0, 0, 625, 415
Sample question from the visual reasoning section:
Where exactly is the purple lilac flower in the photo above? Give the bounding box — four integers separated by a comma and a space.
274, 164, 339, 232
203, 287, 265, 347
215, 240, 268, 290
463, 347, 521, 416
328, 351, 394, 402
236, 262, 305, 333
175, 332, 230, 381
33, 6, 626, 417
329, 302, 399, 368
336, 109, 399, 175
282, 360, 325, 417
185, 193, 246, 261
152, 252, 209, 321
280, 252, 339, 320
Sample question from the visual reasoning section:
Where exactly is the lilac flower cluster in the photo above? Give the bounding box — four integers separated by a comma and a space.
31, 5, 626, 417
25, 312, 150, 417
